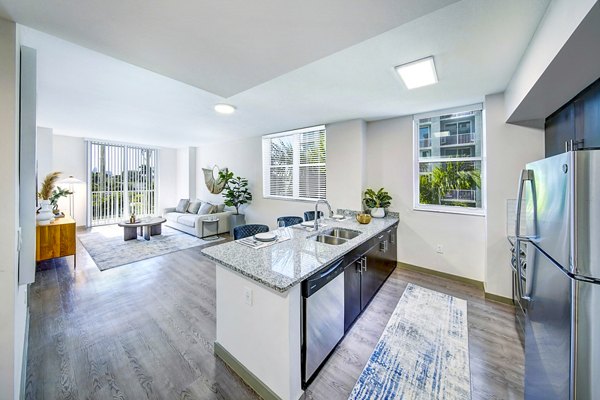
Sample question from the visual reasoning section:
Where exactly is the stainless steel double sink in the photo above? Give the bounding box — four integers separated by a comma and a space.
308, 228, 362, 245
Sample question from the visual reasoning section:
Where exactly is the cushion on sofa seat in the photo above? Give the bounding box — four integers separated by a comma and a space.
197, 202, 214, 215
211, 203, 225, 213
176, 199, 190, 213
165, 212, 181, 222
187, 200, 202, 214
177, 214, 197, 227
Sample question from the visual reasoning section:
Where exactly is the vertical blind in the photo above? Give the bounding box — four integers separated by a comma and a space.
87, 141, 158, 226
262, 126, 326, 200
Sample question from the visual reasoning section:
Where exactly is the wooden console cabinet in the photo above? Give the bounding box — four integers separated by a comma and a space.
36, 215, 77, 268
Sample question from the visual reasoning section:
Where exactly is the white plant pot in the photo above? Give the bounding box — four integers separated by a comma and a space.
371, 207, 385, 218
36, 200, 55, 225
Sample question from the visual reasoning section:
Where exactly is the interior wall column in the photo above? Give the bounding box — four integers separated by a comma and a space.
188, 147, 197, 200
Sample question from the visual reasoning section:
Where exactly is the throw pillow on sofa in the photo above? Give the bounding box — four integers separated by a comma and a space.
197, 202, 214, 215
207, 203, 225, 213
176, 199, 190, 212
187, 200, 202, 214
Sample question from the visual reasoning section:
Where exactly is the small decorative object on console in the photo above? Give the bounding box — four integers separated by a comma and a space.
37, 171, 63, 225
356, 213, 372, 224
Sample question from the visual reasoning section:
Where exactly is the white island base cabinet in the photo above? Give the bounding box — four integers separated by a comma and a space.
214, 265, 303, 400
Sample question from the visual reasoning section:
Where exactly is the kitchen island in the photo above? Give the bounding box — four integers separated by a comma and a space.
201, 212, 399, 400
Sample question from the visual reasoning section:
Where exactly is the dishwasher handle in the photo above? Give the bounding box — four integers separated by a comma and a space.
303, 258, 345, 297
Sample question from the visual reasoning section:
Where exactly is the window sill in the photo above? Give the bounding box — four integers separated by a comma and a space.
413, 204, 486, 217
263, 195, 320, 204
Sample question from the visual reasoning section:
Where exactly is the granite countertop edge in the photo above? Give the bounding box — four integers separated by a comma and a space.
202, 213, 399, 293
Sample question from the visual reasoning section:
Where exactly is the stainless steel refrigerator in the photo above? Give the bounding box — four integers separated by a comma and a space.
513, 150, 600, 399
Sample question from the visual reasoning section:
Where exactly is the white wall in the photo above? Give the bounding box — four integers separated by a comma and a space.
158, 147, 178, 213
50, 134, 178, 225
484, 93, 544, 297
52, 135, 87, 225
195, 120, 365, 230
176, 147, 191, 199
326, 119, 366, 211
0, 17, 27, 400
36, 126, 53, 187
216, 266, 302, 400
196, 135, 311, 229
505, 0, 598, 122
365, 116, 487, 282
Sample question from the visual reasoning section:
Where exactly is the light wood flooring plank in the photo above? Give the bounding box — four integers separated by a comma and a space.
28, 231, 523, 400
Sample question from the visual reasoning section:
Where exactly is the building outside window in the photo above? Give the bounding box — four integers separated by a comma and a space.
262, 125, 326, 201
414, 104, 484, 214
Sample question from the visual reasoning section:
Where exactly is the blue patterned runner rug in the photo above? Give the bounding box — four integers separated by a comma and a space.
349, 284, 471, 400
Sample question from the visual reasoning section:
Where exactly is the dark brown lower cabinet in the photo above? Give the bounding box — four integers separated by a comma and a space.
344, 257, 362, 332
343, 225, 398, 332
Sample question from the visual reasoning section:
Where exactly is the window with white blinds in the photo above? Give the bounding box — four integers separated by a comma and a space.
262, 125, 326, 201
87, 140, 158, 226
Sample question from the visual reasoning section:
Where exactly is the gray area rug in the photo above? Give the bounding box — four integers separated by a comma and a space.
79, 225, 223, 271
349, 283, 471, 400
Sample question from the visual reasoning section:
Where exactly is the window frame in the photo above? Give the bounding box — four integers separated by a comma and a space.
262, 125, 326, 202
412, 104, 486, 216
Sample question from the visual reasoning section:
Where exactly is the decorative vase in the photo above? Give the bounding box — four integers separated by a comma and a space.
371, 207, 385, 218
36, 200, 55, 225
229, 214, 246, 236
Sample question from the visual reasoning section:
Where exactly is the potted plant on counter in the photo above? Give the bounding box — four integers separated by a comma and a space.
363, 188, 392, 218
219, 170, 253, 235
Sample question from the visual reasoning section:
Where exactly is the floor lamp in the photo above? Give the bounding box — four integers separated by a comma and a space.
58, 175, 84, 221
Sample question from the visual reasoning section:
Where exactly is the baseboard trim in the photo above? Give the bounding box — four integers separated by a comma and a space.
484, 292, 514, 305
396, 262, 514, 305
214, 341, 282, 400
396, 262, 485, 290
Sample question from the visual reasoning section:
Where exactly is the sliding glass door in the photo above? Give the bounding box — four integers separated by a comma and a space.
87, 141, 158, 226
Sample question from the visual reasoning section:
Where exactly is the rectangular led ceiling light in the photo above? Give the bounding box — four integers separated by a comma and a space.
395, 57, 438, 89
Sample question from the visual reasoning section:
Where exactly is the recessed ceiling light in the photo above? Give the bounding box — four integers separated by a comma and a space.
394, 57, 438, 89
214, 103, 236, 114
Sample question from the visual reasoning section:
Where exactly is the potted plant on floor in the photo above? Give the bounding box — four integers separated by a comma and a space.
219, 170, 253, 235
363, 188, 392, 218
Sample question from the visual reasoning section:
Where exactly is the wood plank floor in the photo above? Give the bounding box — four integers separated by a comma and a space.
26, 234, 524, 400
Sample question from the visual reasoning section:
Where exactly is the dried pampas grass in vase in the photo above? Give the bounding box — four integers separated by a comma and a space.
38, 171, 62, 200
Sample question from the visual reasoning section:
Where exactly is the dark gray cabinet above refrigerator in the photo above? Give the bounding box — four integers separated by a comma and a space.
545, 77, 600, 157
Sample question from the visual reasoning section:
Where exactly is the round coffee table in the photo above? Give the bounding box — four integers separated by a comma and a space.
117, 217, 167, 241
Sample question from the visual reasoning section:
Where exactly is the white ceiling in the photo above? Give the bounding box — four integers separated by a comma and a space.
1, 0, 459, 97
10, 0, 550, 148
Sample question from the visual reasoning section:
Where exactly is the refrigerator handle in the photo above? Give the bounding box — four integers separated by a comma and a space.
515, 169, 535, 302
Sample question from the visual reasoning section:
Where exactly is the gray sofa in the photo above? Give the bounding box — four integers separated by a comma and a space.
163, 201, 233, 238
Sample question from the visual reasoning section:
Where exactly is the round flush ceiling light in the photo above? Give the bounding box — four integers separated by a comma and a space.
214, 103, 236, 114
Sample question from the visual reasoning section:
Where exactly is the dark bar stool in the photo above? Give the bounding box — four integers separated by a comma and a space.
303, 211, 324, 221
277, 216, 303, 227
233, 224, 269, 240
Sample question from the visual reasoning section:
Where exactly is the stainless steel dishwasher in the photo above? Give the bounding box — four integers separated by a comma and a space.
301, 258, 345, 387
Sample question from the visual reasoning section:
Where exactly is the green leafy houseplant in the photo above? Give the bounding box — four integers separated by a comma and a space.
219, 170, 253, 215
363, 188, 392, 209
49, 186, 73, 212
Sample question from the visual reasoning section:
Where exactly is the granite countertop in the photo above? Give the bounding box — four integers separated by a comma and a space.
201, 211, 399, 293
